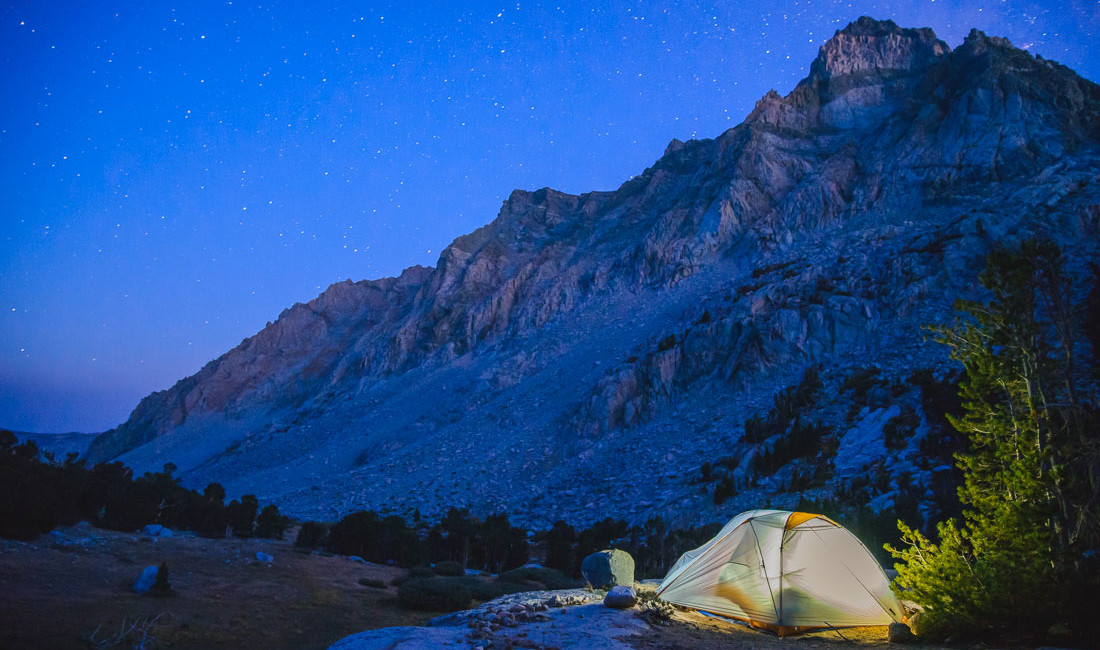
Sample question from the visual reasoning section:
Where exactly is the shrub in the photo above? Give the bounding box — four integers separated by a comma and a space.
461, 577, 506, 601
543, 521, 575, 574
498, 566, 574, 590
358, 577, 387, 589
433, 560, 464, 576
712, 476, 736, 505
637, 590, 674, 625
407, 566, 435, 579
397, 577, 472, 612
227, 494, 259, 538
326, 510, 380, 557
294, 521, 328, 550
150, 561, 172, 597
699, 461, 713, 482
255, 504, 290, 539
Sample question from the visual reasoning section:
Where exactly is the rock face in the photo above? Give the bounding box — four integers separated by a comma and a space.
84, 18, 1100, 529
582, 550, 635, 589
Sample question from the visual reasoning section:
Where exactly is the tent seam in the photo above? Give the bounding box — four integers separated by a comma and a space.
748, 519, 781, 624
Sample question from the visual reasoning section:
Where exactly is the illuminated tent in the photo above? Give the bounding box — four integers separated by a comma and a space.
656, 509, 903, 636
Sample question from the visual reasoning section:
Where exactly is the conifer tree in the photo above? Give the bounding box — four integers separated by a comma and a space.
888, 241, 1099, 640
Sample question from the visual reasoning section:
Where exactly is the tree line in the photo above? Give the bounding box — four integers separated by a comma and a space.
0, 434, 289, 541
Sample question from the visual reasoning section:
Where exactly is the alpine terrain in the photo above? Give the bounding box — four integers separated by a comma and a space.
85, 18, 1100, 530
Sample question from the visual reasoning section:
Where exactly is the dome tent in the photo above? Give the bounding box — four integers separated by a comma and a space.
656, 509, 902, 636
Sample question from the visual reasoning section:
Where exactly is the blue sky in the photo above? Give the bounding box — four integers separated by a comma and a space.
1, 0, 1096, 432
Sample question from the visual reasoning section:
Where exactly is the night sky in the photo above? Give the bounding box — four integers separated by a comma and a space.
1, 1, 1096, 434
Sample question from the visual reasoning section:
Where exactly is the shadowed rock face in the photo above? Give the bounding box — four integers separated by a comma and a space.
85, 18, 1100, 528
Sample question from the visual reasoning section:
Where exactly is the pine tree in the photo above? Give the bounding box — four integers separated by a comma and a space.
888, 241, 1099, 640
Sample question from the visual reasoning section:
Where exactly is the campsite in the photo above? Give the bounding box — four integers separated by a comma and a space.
1, 517, 938, 650
3, 5, 1099, 648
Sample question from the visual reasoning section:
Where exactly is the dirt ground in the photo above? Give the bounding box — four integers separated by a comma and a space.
634, 609, 946, 650
0, 523, 432, 650
1, 523, 945, 650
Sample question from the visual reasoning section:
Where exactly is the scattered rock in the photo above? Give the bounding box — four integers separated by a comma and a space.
256, 551, 274, 563
603, 586, 637, 609
133, 565, 159, 594
581, 549, 634, 589
141, 524, 173, 539
888, 622, 917, 643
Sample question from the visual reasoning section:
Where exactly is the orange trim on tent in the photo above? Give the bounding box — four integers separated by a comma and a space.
783, 511, 837, 530
693, 608, 836, 637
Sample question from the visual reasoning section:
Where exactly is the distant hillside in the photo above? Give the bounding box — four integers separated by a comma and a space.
85, 17, 1100, 529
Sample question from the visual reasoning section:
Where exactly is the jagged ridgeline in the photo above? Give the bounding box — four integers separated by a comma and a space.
85, 17, 1100, 528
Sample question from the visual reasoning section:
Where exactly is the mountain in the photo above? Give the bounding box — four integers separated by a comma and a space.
85, 18, 1100, 529
11, 431, 99, 459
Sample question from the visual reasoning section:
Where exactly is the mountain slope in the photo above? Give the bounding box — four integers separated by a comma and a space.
85, 18, 1100, 528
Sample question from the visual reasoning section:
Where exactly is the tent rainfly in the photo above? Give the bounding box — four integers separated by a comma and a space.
656, 509, 903, 636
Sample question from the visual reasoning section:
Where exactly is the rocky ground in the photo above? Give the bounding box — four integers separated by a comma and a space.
0, 524, 431, 650
329, 586, 942, 650
1, 523, 948, 650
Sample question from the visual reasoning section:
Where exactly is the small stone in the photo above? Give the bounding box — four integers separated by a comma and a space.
603, 585, 638, 609
133, 565, 159, 594
888, 622, 917, 643
141, 524, 173, 539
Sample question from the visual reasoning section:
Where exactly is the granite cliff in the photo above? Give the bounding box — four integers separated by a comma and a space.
86, 18, 1100, 528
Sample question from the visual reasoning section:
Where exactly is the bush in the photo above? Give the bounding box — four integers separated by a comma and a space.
294, 521, 328, 550
255, 504, 290, 539
397, 577, 472, 612
637, 590, 674, 625
712, 476, 736, 505
150, 561, 172, 597
498, 566, 574, 590
433, 560, 464, 576
461, 577, 506, 601
543, 521, 575, 573
407, 566, 435, 579
358, 577, 387, 589
326, 510, 380, 557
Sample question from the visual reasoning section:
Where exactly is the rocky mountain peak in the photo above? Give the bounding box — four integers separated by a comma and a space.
82, 19, 1100, 531
811, 16, 949, 79
960, 27, 1016, 54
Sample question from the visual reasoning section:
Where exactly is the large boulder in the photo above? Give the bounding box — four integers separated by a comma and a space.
603, 585, 638, 609
581, 549, 634, 589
